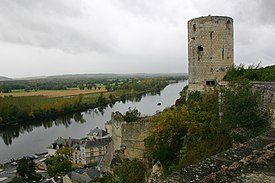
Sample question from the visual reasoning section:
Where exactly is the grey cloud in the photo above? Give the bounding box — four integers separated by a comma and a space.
0, 0, 113, 53
0, 0, 274, 78
257, 0, 275, 25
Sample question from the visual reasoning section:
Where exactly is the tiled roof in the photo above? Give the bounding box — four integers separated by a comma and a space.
87, 127, 109, 138
53, 137, 82, 148
68, 172, 91, 183
82, 137, 111, 148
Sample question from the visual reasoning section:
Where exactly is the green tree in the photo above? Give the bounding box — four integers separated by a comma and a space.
16, 157, 41, 182
220, 79, 270, 142
145, 91, 231, 173
56, 147, 73, 159
45, 155, 74, 178
124, 107, 141, 122
114, 159, 146, 183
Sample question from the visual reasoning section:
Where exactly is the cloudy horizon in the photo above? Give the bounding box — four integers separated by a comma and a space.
0, 0, 274, 78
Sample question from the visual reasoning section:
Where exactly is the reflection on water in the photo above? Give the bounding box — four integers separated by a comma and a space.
0, 112, 86, 146
0, 94, 146, 146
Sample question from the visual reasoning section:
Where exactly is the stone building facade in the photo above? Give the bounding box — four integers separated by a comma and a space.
188, 15, 234, 92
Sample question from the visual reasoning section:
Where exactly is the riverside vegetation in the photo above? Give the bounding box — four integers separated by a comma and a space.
0, 75, 186, 125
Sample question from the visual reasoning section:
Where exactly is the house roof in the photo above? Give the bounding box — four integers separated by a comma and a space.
53, 137, 81, 148
82, 137, 111, 148
74, 167, 100, 179
51, 133, 110, 150
86, 167, 100, 179
87, 127, 109, 138
68, 171, 91, 183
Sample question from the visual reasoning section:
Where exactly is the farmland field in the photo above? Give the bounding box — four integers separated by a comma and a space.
0, 89, 106, 98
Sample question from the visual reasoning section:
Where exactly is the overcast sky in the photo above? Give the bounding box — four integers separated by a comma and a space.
0, 0, 274, 78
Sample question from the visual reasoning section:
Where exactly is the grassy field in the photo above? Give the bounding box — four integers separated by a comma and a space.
0, 89, 107, 98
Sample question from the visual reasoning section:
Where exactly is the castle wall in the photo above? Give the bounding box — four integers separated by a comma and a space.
121, 118, 151, 160
188, 16, 234, 92
252, 82, 275, 128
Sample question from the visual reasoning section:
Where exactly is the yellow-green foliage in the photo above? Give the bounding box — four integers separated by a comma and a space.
145, 91, 231, 173
0, 95, 83, 124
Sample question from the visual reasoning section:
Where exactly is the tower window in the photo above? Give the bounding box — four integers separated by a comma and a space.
210, 31, 213, 40
226, 20, 231, 29
193, 24, 196, 31
197, 46, 203, 61
222, 48, 224, 60
198, 46, 203, 51
206, 80, 215, 86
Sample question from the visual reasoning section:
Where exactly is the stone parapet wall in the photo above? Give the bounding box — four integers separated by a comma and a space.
161, 129, 275, 183
252, 82, 275, 128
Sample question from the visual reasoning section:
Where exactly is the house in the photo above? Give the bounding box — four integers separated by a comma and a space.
79, 137, 110, 165
48, 127, 111, 166
48, 137, 81, 157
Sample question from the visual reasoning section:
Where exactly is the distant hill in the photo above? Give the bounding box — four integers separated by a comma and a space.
46, 73, 188, 80
1, 73, 188, 82
17, 76, 48, 80
0, 76, 12, 81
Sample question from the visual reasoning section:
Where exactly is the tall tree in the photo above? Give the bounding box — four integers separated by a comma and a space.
16, 157, 41, 182
45, 155, 74, 178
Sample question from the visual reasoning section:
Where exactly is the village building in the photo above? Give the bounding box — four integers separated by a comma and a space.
47, 127, 111, 166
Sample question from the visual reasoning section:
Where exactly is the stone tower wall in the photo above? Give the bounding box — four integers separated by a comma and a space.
188, 16, 234, 92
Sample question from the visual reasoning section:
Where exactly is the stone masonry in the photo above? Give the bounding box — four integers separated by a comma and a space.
121, 117, 151, 160
188, 16, 234, 92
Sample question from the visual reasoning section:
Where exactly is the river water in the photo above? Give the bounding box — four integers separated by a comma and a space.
0, 81, 187, 164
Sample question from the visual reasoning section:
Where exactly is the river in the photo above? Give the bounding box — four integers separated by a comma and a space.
0, 81, 187, 164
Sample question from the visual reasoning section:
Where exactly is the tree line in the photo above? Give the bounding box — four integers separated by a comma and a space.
0, 75, 186, 93
0, 78, 175, 125
224, 64, 275, 81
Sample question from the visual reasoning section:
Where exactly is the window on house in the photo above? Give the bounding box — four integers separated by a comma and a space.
206, 80, 215, 86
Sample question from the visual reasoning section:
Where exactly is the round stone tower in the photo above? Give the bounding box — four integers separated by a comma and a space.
188, 15, 234, 92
